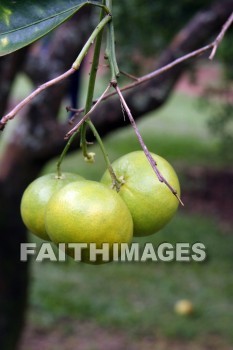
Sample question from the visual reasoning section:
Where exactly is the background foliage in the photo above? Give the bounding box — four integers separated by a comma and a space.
113, 0, 233, 74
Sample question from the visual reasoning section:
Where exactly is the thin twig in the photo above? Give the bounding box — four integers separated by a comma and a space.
65, 84, 111, 139
0, 14, 111, 131
120, 70, 139, 81
99, 43, 214, 103
66, 106, 81, 113
1, 9, 232, 131
66, 43, 214, 116
73, 15, 233, 113
66, 105, 84, 125
66, 105, 85, 115
0, 68, 76, 130
65, 106, 83, 125
209, 12, 233, 60
115, 84, 184, 206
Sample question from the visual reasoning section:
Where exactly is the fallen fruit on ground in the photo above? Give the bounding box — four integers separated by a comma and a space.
45, 180, 133, 263
101, 151, 181, 237
174, 299, 194, 315
20, 172, 84, 241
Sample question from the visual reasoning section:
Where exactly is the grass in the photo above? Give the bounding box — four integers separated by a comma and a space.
28, 212, 233, 343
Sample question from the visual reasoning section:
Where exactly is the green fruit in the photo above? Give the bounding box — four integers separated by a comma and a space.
20, 172, 84, 240
45, 180, 133, 264
101, 151, 180, 237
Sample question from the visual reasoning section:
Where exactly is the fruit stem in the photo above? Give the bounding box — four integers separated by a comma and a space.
115, 84, 184, 206
80, 3, 106, 160
72, 13, 111, 70
56, 7, 111, 175
56, 133, 78, 177
80, 1, 120, 191
56, 2, 120, 188
105, 0, 120, 84
87, 120, 122, 191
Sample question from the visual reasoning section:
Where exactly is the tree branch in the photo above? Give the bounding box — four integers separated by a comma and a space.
65, 84, 111, 138
0, 48, 29, 117
0, 68, 76, 130
0, 13, 111, 131
2, 2, 232, 135
83, 0, 233, 141
115, 85, 183, 205
209, 11, 233, 59
66, 9, 233, 117
1, 0, 233, 164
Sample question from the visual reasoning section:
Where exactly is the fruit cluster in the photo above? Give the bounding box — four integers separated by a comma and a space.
20, 151, 180, 263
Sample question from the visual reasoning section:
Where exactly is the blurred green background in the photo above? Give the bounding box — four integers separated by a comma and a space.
13, 73, 233, 349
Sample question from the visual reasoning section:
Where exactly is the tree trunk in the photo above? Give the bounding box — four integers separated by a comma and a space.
0, 9, 92, 350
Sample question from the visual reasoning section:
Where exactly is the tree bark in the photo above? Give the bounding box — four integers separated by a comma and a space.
0, 48, 29, 116
0, 1, 232, 349
0, 8, 92, 350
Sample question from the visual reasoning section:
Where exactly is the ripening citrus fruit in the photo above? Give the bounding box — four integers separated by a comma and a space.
20, 172, 84, 241
45, 180, 133, 263
101, 151, 180, 237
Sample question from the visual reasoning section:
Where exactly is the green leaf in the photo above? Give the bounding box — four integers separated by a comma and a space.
0, 0, 101, 56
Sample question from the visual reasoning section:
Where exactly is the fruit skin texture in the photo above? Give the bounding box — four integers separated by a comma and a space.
101, 151, 180, 237
20, 172, 84, 241
45, 180, 133, 263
